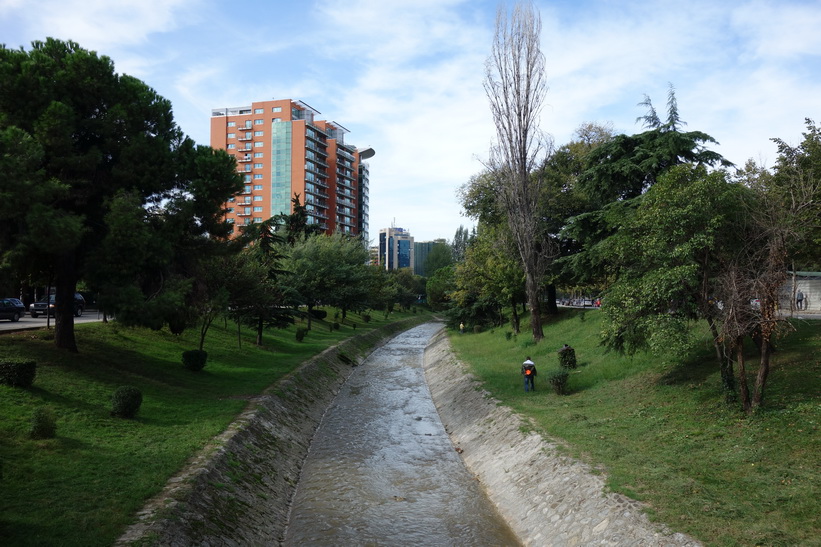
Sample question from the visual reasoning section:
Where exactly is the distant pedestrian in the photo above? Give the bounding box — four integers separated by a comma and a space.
521, 357, 537, 392
796, 290, 804, 310
459, 322, 465, 334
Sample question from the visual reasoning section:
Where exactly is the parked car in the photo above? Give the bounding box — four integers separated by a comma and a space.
0, 297, 26, 321
29, 293, 86, 318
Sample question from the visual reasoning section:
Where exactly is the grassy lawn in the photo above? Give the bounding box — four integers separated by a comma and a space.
449, 309, 820, 547
0, 309, 430, 547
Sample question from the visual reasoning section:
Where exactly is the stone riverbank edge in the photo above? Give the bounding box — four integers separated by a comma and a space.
423, 327, 702, 547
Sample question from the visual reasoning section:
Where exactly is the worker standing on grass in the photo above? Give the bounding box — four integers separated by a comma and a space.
521, 357, 537, 392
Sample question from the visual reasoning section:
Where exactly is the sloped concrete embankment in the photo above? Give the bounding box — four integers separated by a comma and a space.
117, 317, 429, 547
423, 330, 702, 547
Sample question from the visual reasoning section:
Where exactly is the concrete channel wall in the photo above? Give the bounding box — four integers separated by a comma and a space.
119, 321, 701, 546
116, 317, 429, 547
423, 329, 701, 547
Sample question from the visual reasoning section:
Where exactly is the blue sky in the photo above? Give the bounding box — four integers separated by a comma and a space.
2, 0, 819, 243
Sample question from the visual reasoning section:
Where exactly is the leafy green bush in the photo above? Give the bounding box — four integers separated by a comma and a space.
505, 331, 513, 341
332, 322, 340, 330
545, 369, 569, 395
0, 359, 36, 388
30, 407, 57, 439
362, 313, 371, 323
309, 309, 327, 320
558, 345, 577, 369
111, 386, 143, 418
295, 327, 308, 342
181, 349, 208, 371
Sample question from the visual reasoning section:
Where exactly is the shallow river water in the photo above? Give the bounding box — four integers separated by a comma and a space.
283, 323, 519, 546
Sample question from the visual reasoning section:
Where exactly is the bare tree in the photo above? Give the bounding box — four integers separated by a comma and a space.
484, 1, 555, 341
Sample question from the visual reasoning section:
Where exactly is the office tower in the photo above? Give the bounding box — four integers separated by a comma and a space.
210, 99, 372, 237
378, 227, 414, 270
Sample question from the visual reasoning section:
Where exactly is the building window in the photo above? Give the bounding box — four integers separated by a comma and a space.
227, 133, 235, 138
272, 106, 282, 112
254, 108, 263, 114
254, 163, 263, 169
253, 174, 263, 179
254, 119, 264, 125
245, 131, 253, 139
227, 121, 236, 127
254, 131, 264, 136
254, 152, 264, 158
254, 195, 263, 201
227, 143, 235, 149
244, 185, 252, 193
227, 208, 234, 213
253, 206, 263, 212
227, 218, 235, 224
253, 217, 263, 223
254, 142, 264, 148
228, 197, 235, 202
244, 175, 251, 182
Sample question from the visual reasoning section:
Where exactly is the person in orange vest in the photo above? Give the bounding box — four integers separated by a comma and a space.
521, 357, 537, 392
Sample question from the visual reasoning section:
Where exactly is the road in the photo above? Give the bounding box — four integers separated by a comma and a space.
0, 310, 104, 333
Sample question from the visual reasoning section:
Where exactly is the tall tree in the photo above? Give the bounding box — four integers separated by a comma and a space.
0, 39, 241, 351
484, 1, 555, 342
424, 242, 453, 276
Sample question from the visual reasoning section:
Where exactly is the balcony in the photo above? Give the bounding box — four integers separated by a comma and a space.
238, 135, 252, 141
237, 156, 251, 163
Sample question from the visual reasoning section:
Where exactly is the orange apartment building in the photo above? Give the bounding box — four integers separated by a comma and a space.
210, 99, 372, 240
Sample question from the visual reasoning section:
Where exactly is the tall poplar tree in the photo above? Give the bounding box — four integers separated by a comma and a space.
484, 1, 555, 342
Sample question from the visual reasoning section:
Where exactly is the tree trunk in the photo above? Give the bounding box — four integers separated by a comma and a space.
525, 270, 544, 341
752, 334, 771, 409
256, 316, 264, 346
510, 296, 520, 334
707, 317, 735, 398
54, 255, 78, 353
735, 336, 751, 413
545, 284, 558, 314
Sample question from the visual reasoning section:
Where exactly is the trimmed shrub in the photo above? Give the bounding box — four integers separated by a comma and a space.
111, 386, 143, 418
182, 349, 208, 371
361, 314, 371, 323
558, 345, 577, 369
30, 407, 57, 439
332, 322, 340, 330
473, 325, 482, 334
309, 309, 327, 320
545, 369, 570, 395
295, 327, 308, 342
0, 359, 36, 388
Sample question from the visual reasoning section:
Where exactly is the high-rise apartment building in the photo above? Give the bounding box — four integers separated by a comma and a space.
210, 99, 372, 239
378, 227, 414, 270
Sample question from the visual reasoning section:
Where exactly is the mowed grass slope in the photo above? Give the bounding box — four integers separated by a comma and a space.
0, 310, 429, 547
449, 309, 820, 547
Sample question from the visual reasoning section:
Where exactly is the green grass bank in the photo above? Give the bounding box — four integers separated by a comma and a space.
0, 309, 431, 546
448, 309, 820, 547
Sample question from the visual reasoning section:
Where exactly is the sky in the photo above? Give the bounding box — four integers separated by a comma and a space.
2, 0, 820, 244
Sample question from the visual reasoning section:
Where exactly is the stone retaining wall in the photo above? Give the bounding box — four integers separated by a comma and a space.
423, 329, 701, 547
116, 317, 428, 546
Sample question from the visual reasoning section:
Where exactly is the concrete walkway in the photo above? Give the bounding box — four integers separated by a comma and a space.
423, 328, 702, 547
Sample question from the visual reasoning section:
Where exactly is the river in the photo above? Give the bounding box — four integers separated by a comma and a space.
283, 322, 519, 546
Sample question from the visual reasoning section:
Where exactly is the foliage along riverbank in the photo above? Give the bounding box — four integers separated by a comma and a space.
0, 309, 431, 547
449, 308, 820, 547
